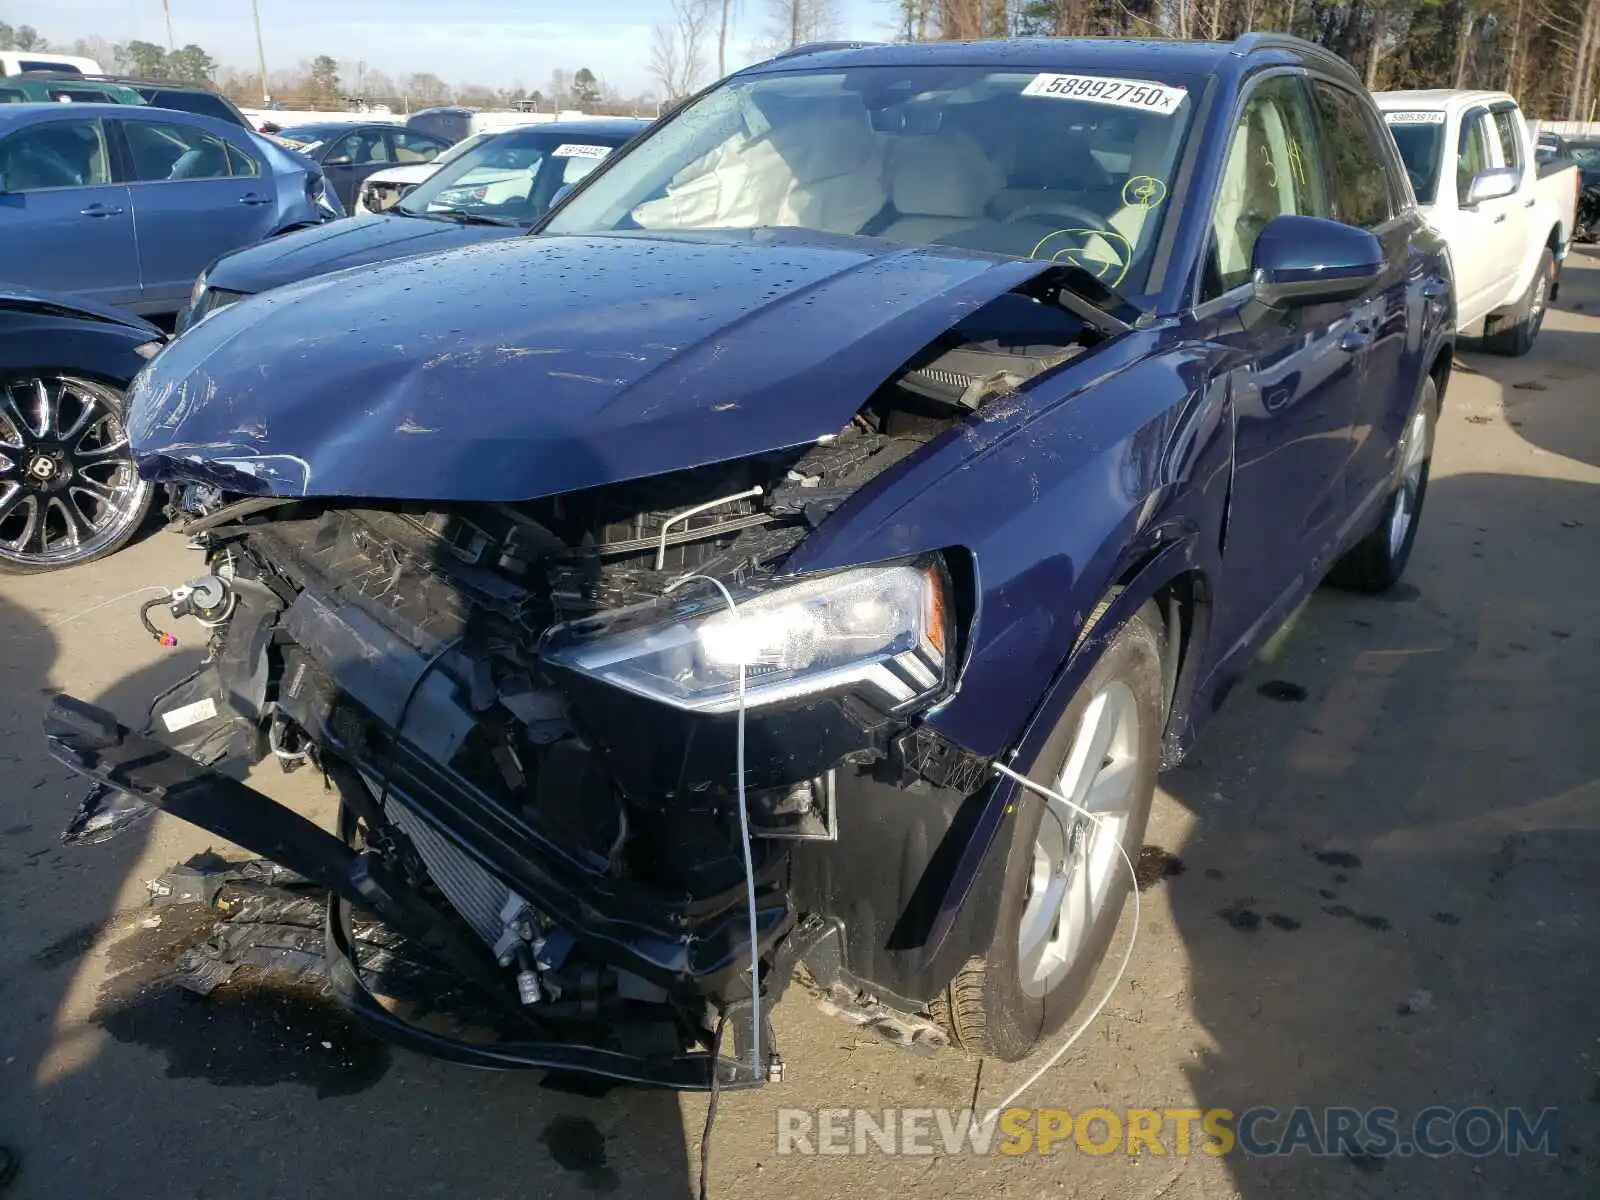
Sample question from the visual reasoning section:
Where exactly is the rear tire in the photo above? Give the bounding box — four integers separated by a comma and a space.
1327, 376, 1437, 594
1482, 248, 1553, 357
930, 604, 1164, 1061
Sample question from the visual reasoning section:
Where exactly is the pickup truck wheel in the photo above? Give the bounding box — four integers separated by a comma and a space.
930, 604, 1163, 1062
1328, 376, 1437, 594
1482, 248, 1554, 357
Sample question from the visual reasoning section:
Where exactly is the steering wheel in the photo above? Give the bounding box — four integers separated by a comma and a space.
1001, 201, 1118, 237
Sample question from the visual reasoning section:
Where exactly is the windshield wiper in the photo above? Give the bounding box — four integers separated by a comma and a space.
427, 208, 522, 227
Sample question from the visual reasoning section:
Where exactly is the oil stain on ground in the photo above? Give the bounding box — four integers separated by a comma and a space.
1135, 846, 1186, 891
540, 1115, 621, 1194
92, 905, 390, 1098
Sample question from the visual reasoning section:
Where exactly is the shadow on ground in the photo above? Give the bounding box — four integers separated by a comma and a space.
1160, 467, 1600, 1197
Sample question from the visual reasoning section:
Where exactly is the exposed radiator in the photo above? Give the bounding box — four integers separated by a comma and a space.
386, 792, 517, 949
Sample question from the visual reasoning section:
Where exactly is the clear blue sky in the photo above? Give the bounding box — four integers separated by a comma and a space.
15, 0, 898, 97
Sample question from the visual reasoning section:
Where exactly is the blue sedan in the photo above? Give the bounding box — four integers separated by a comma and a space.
50, 34, 1455, 1081
0, 103, 341, 317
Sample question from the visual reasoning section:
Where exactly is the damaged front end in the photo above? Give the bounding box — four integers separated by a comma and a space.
46, 240, 1122, 1088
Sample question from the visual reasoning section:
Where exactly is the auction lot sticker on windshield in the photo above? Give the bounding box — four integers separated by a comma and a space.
552, 143, 613, 159
1022, 74, 1187, 115
1384, 111, 1446, 124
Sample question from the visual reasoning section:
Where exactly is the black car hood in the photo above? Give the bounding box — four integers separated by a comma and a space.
131, 230, 1061, 503
205, 213, 519, 294
0, 285, 163, 338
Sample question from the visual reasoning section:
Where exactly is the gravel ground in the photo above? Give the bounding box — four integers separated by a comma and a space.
2, 254, 1597, 1200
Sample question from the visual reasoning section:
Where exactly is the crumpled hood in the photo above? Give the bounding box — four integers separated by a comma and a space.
0, 284, 163, 337
130, 230, 1057, 503
205, 213, 516, 294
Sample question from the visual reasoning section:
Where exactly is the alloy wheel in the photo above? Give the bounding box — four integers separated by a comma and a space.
0, 376, 150, 570
1386, 402, 1431, 561
1017, 680, 1143, 998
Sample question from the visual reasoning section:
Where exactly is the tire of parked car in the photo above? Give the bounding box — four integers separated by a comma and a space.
931, 602, 1165, 1061
1327, 375, 1438, 594
1482, 247, 1555, 357
0, 374, 154, 575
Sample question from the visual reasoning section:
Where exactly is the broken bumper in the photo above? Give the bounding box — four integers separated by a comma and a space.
45, 694, 783, 1088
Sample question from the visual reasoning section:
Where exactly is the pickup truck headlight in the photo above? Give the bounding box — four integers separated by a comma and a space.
544, 561, 951, 714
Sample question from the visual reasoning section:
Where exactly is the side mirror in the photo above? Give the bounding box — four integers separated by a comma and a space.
1464, 166, 1519, 206
1251, 214, 1385, 309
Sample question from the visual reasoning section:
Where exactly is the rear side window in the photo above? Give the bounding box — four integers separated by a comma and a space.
124, 120, 236, 182
1311, 82, 1392, 228
1204, 75, 1331, 299
1457, 113, 1493, 203
49, 87, 119, 103
0, 117, 110, 190
1490, 108, 1522, 171
226, 141, 260, 178
0, 88, 22, 104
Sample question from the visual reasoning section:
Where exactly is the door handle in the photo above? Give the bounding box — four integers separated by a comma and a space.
238, 193, 272, 206
1524, 197, 1536, 208
1340, 324, 1374, 352
1493, 212, 1507, 223
79, 203, 124, 217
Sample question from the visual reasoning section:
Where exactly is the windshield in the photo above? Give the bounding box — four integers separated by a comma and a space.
1382, 111, 1445, 204
544, 66, 1199, 295
399, 126, 635, 224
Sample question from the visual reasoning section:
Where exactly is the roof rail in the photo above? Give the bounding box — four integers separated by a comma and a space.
765, 40, 883, 63
1230, 32, 1326, 56
17, 69, 210, 89
1230, 32, 1361, 78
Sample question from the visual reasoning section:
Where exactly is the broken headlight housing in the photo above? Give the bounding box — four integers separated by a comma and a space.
544, 560, 952, 714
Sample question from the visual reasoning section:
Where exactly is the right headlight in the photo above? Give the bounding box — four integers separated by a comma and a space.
543, 560, 952, 714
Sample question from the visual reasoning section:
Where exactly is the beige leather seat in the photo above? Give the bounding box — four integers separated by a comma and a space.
877, 132, 1004, 244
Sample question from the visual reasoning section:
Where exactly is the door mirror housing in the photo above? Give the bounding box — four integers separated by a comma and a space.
1463, 166, 1519, 206
1250, 214, 1385, 309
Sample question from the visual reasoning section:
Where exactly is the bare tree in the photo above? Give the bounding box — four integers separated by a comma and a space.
717, 0, 738, 78
649, 0, 716, 101
752, 0, 842, 52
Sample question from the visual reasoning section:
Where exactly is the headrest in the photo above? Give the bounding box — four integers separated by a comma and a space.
891, 132, 1003, 218
766, 106, 882, 186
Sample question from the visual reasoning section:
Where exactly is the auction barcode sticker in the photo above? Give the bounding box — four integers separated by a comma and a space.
1384, 110, 1446, 124
1022, 73, 1188, 115
552, 143, 614, 159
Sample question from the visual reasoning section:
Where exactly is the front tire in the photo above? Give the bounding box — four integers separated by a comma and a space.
0, 375, 153, 575
1482, 248, 1554, 357
931, 604, 1164, 1061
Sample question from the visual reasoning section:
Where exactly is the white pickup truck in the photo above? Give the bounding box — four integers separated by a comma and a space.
1375, 89, 1581, 355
